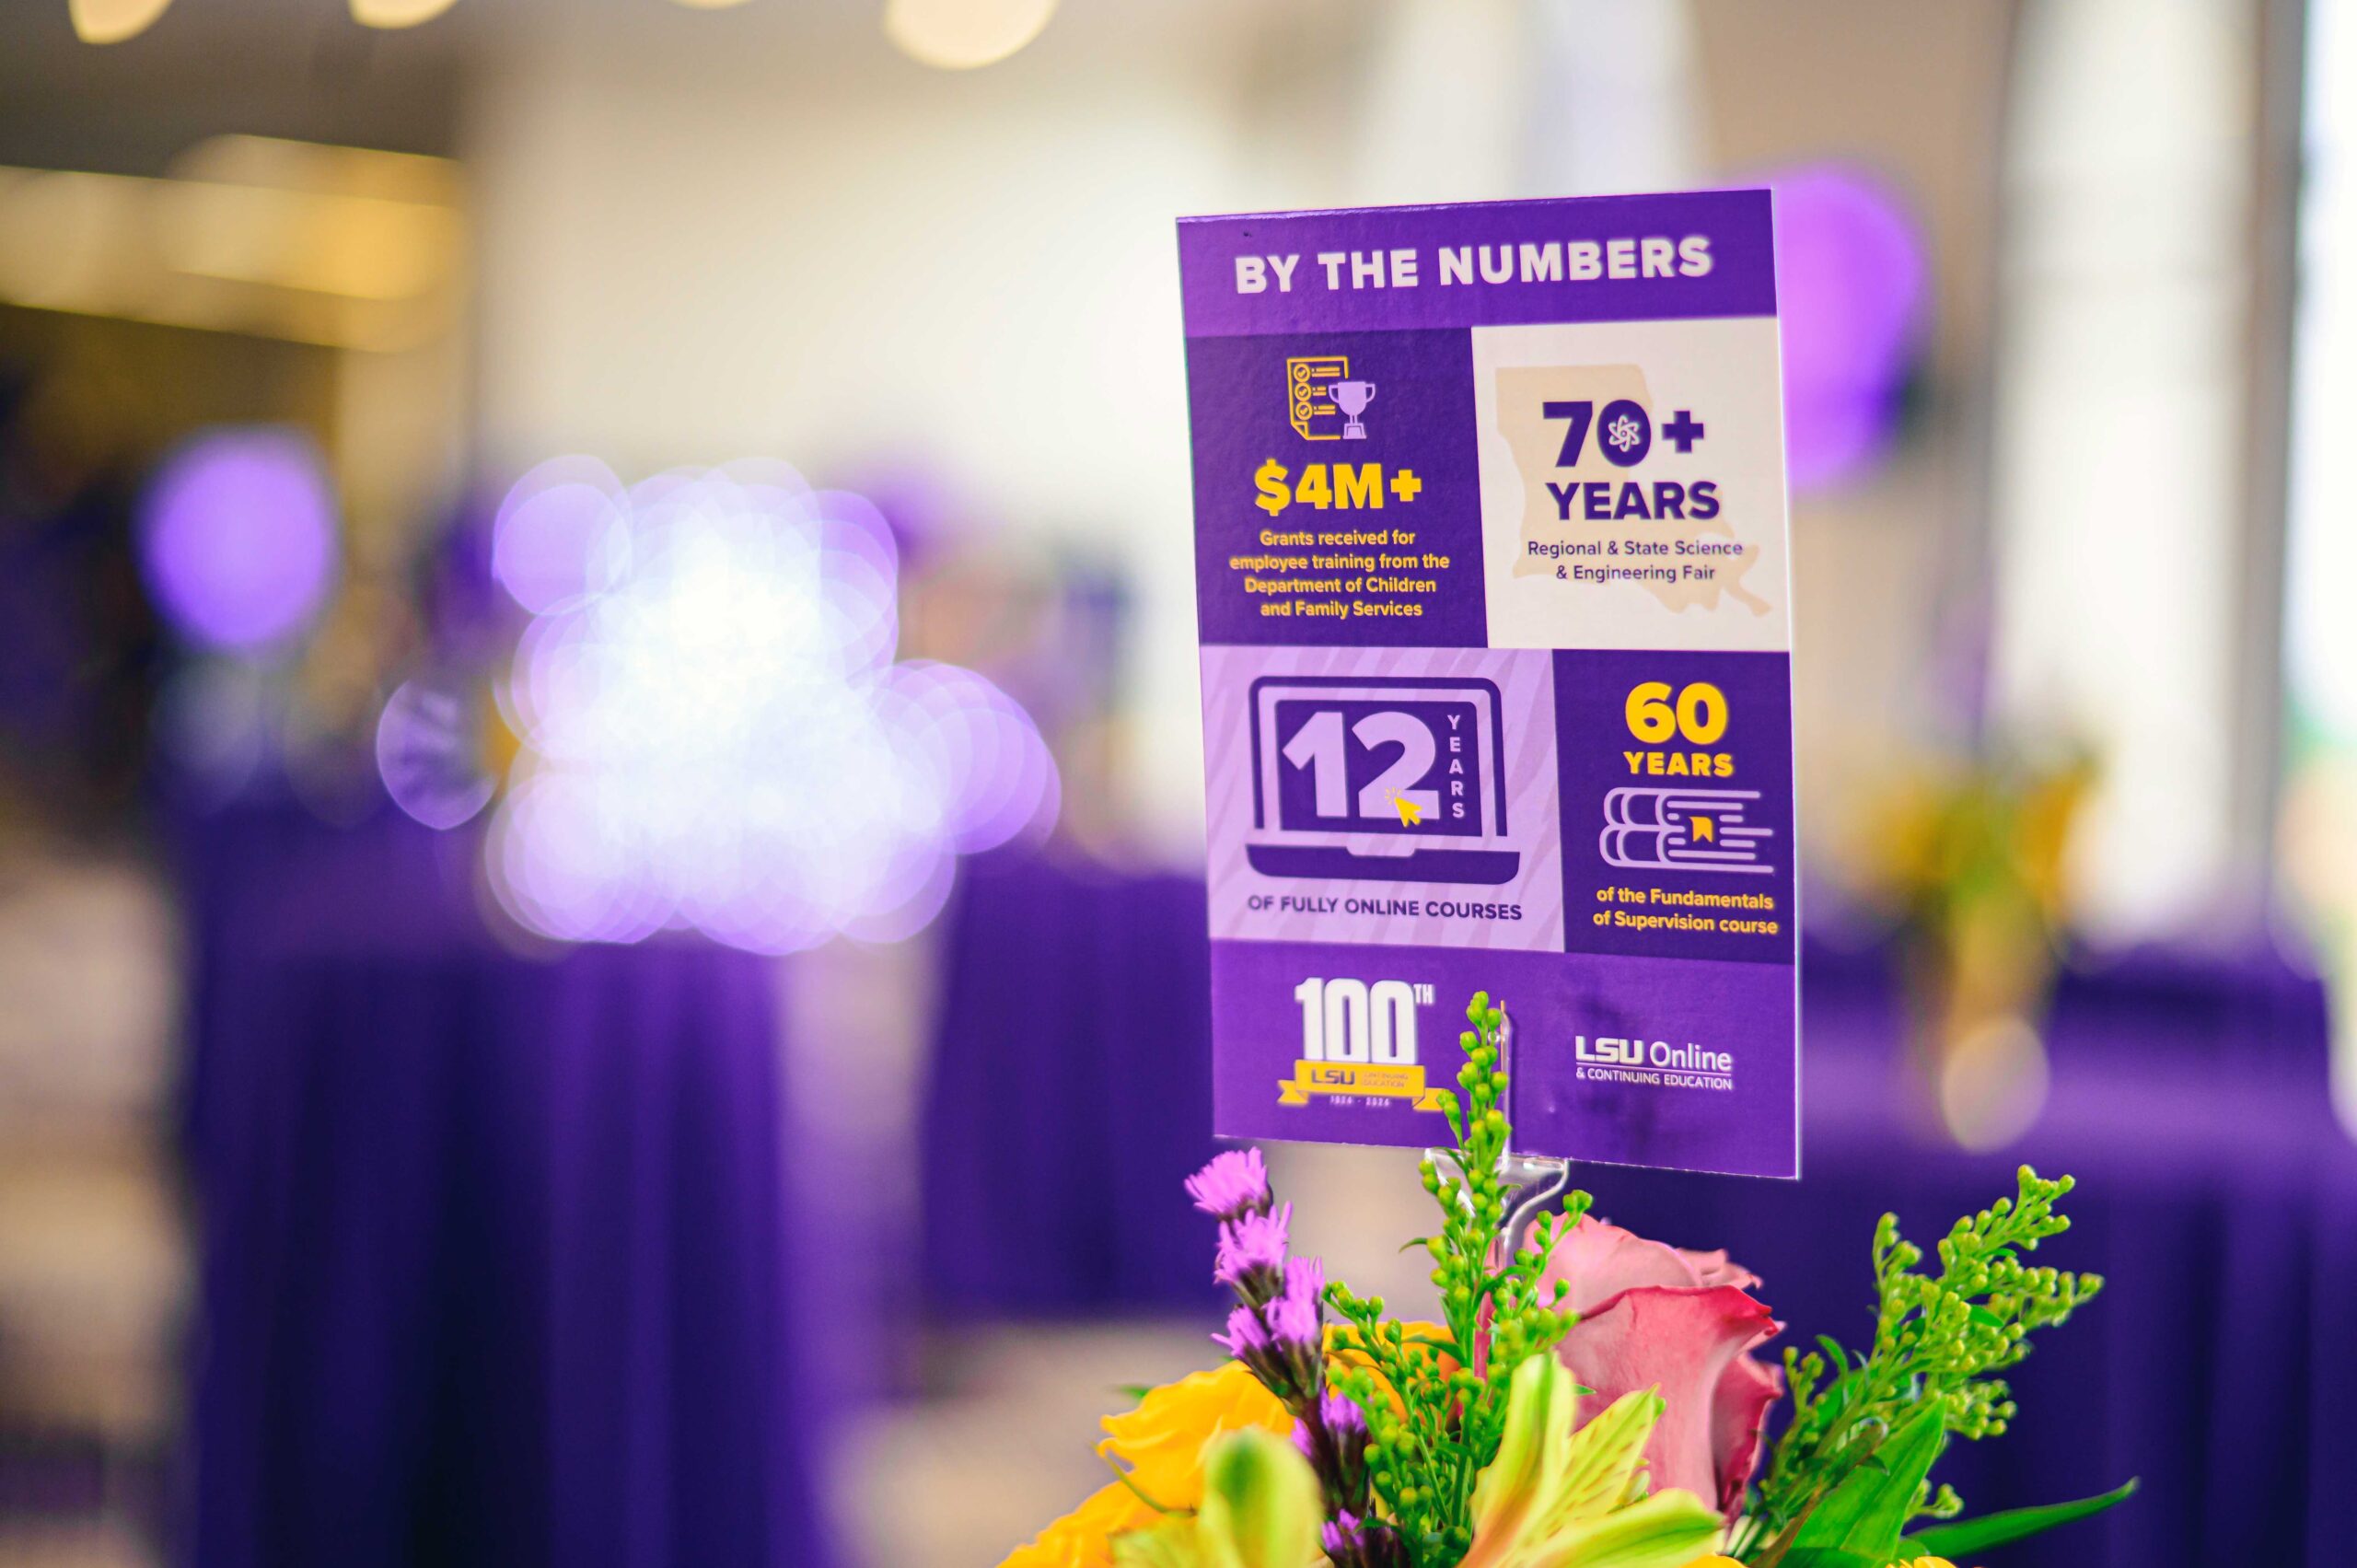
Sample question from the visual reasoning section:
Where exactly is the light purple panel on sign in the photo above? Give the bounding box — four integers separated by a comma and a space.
1178, 190, 1798, 1179
1201, 645, 1563, 953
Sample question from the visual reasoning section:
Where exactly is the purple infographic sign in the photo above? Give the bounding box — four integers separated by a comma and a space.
1178, 192, 1798, 1179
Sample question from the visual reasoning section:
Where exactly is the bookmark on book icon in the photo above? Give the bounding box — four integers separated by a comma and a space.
1600, 787, 1775, 875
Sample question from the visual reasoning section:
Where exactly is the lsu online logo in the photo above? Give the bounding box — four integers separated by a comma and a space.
1574, 1033, 1736, 1089
1287, 355, 1353, 439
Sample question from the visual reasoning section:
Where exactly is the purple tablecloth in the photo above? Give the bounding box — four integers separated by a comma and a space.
176, 799, 830, 1568
922, 858, 2352, 1567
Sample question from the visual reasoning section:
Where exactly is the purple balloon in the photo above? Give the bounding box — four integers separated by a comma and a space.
1770, 165, 1929, 490
139, 427, 339, 651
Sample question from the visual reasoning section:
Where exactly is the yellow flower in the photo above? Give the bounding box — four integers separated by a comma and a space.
1097, 1363, 1295, 1510
998, 1365, 1294, 1568
1003, 1481, 1159, 1568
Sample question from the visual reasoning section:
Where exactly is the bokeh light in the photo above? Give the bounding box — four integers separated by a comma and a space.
1937, 1014, 2052, 1151
490, 456, 631, 615
350, 0, 460, 27
884, 0, 1058, 70
377, 674, 498, 830
1771, 164, 1928, 490
138, 426, 340, 654
455, 460, 1056, 953
69, 0, 171, 43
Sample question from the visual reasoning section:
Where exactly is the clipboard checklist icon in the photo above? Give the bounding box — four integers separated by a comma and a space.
1286, 355, 1352, 440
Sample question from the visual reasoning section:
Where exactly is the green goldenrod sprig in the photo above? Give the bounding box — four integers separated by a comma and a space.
1736, 1165, 2103, 1560
1324, 993, 1591, 1568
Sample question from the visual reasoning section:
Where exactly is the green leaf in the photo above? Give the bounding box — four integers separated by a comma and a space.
1773, 1551, 1884, 1568
1910, 1479, 2140, 1556
1791, 1405, 1947, 1560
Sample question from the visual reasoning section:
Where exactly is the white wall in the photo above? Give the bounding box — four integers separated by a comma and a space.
463, 4, 1550, 854
456, 0, 1631, 856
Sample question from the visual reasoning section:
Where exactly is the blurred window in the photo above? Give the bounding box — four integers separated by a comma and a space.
2283, 0, 2357, 1127
1988, 0, 2261, 940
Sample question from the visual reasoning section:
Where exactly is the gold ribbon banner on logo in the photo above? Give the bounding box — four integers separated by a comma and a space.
1277, 1060, 1447, 1110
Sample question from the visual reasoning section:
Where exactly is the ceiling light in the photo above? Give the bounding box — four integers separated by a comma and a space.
351, 0, 459, 27
884, 0, 1056, 70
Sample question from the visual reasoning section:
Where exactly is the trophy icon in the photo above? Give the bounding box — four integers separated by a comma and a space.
1327, 379, 1376, 440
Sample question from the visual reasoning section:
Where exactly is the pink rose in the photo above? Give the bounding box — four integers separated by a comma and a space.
1536, 1216, 1782, 1521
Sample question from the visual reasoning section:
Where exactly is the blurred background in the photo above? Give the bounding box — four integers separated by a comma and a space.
0, 0, 2351, 1564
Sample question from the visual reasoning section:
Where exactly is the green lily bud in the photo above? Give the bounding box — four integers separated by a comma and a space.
1111, 1517, 1204, 1568
1195, 1429, 1323, 1568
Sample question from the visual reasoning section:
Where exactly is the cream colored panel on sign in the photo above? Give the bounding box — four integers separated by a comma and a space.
1472, 317, 1790, 652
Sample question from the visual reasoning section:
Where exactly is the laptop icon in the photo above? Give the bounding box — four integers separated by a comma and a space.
1245, 676, 1520, 886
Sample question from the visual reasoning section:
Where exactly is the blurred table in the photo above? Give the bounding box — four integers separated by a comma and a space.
920, 856, 2351, 1568
175, 798, 829, 1568
920, 849, 1225, 1318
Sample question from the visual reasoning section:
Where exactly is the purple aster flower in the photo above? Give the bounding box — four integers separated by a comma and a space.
1260, 1257, 1329, 1400
1271, 1256, 1324, 1332
1213, 1202, 1290, 1298
1213, 1303, 1271, 1360
1323, 1509, 1411, 1568
1185, 1147, 1272, 1221
1358, 1525, 1412, 1568
1213, 1302, 1294, 1397
1295, 1388, 1371, 1516
1265, 1285, 1319, 1349
1216, 1256, 1331, 1405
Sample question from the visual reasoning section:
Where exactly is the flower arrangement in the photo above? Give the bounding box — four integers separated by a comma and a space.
1003, 993, 2134, 1568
